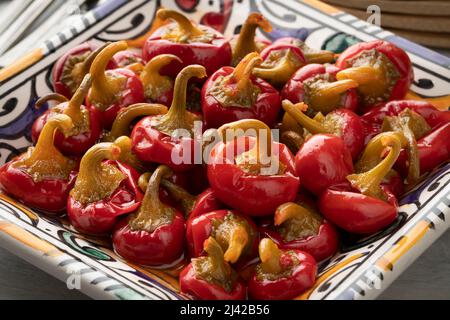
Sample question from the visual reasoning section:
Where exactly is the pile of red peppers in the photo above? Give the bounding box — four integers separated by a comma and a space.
1, 9, 449, 300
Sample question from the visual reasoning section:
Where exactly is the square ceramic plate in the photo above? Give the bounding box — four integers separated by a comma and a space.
0, 0, 449, 300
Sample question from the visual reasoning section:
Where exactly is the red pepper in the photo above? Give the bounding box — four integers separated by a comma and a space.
208, 119, 299, 216
252, 43, 306, 87
180, 237, 247, 300
335, 40, 413, 109
32, 75, 102, 156
361, 100, 450, 142
274, 37, 335, 64
201, 52, 281, 129
86, 41, 144, 129
142, 9, 232, 76
282, 63, 359, 113
294, 133, 353, 195
319, 132, 403, 234
140, 54, 183, 105
248, 238, 317, 300
131, 65, 206, 172
52, 42, 117, 98
186, 210, 259, 263
113, 165, 185, 266
0, 115, 77, 213
282, 100, 365, 160
67, 141, 143, 235
261, 200, 339, 262
229, 12, 272, 66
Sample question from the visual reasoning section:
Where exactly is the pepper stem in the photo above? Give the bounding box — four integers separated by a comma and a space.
113, 136, 147, 172
274, 202, 314, 226
232, 12, 272, 65
152, 65, 206, 135
160, 179, 196, 217
347, 133, 402, 201
218, 119, 277, 175
304, 50, 335, 64
232, 52, 262, 93
157, 9, 203, 42
308, 79, 358, 113
200, 237, 233, 290
223, 225, 249, 264
140, 54, 182, 101
108, 103, 168, 141
35, 94, 68, 110
336, 65, 387, 98
282, 100, 328, 134
89, 41, 128, 110
253, 49, 303, 85
64, 74, 92, 125
259, 238, 282, 274
70, 142, 125, 205
130, 165, 175, 232
15, 114, 75, 180
80, 42, 111, 75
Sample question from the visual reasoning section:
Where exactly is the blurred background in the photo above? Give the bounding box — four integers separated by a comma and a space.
0, 0, 449, 300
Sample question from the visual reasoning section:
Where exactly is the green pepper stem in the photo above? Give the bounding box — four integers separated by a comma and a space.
253, 49, 303, 85
304, 50, 335, 64
130, 165, 175, 232
282, 100, 328, 134
232, 12, 272, 65
64, 74, 92, 125
232, 52, 262, 93
35, 93, 68, 110
108, 103, 168, 140
113, 136, 147, 172
223, 224, 249, 264
347, 133, 402, 200
259, 238, 282, 274
157, 9, 203, 40
16, 114, 74, 180
203, 237, 232, 283
308, 79, 358, 114
140, 54, 182, 101
153, 65, 206, 135
160, 179, 196, 217
81, 42, 111, 74
218, 118, 273, 163
89, 41, 128, 110
274, 202, 313, 226
70, 142, 125, 204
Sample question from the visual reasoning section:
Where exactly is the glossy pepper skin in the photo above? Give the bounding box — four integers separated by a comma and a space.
253, 43, 307, 87
113, 165, 185, 266
0, 115, 77, 213
208, 119, 300, 216
67, 141, 143, 235
248, 238, 317, 300
229, 12, 272, 66
282, 100, 365, 159
52, 42, 117, 99
180, 237, 247, 300
361, 100, 450, 142
281, 63, 359, 114
202, 52, 281, 129
335, 40, 413, 109
294, 133, 353, 195
131, 65, 207, 172
319, 132, 404, 234
86, 41, 144, 129
142, 9, 232, 76
261, 200, 339, 262
186, 210, 259, 264
32, 75, 102, 156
